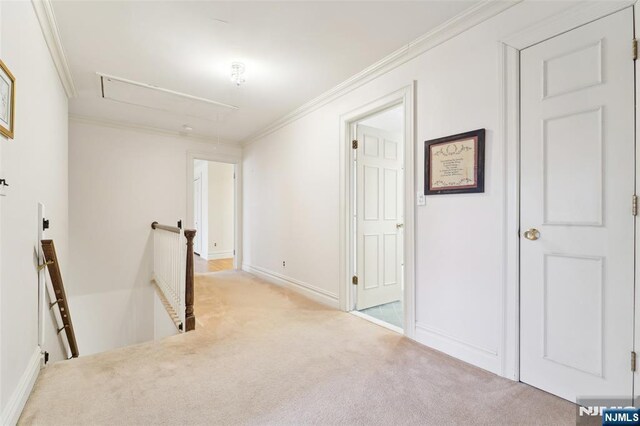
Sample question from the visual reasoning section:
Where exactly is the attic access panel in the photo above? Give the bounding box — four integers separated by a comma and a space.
99, 73, 239, 123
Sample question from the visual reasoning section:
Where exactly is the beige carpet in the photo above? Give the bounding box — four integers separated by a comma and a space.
20, 271, 575, 425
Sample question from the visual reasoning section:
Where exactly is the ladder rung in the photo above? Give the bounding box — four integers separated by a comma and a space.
49, 299, 63, 309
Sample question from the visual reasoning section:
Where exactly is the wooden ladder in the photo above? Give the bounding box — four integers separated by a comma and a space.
41, 239, 79, 358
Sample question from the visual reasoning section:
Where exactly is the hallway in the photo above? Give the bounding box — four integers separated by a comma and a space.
20, 272, 574, 425
194, 255, 234, 273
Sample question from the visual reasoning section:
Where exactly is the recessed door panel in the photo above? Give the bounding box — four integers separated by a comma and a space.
543, 254, 603, 377
363, 234, 379, 290
363, 166, 379, 221
543, 108, 603, 225
384, 168, 398, 220
383, 233, 398, 286
543, 40, 602, 98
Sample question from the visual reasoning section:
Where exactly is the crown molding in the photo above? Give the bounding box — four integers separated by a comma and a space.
31, 0, 77, 98
69, 114, 240, 148
242, 0, 521, 147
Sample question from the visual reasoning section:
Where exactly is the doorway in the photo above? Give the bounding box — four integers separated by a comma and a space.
192, 159, 236, 273
340, 85, 415, 338
518, 7, 635, 403
351, 105, 405, 331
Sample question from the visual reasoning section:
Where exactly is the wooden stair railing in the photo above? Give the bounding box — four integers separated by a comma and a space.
151, 222, 196, 332
41, 239, 79, 358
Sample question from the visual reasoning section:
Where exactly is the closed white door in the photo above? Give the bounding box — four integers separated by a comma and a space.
193, 176, 202, 255
520, 8, 635, 402
355, 124, 403, 311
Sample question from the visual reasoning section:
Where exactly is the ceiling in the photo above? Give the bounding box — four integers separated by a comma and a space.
52, 1, 477, 143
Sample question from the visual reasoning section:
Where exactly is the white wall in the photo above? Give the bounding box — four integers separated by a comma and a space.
0, 1, 69, 422
242, 1, 582, 375
68, 119, 241, 355
207, 161, 234, 259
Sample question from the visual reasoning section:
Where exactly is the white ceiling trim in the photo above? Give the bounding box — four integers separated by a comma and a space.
31, 0, 77, 98
242, 0, 521, 147
69, 114, 239, 148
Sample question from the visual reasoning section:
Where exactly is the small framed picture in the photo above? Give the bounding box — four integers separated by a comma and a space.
0, 59, 15, 139
424, 129, 485, 195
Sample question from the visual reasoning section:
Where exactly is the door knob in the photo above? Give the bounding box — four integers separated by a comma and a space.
523, 228, 540, 241
396, 223, 404, 229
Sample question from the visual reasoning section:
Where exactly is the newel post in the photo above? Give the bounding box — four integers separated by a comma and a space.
184, 229, 196, 331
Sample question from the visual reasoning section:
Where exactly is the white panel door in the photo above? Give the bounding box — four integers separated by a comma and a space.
356, 124, 403, 310
193, 176, 202, 255
520, 8, 635, 402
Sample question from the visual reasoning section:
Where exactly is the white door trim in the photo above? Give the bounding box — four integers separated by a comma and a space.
193, 169, 205, 258
186, 152, 242, 270
499, 1, 637, 381
339, 83, 415, 339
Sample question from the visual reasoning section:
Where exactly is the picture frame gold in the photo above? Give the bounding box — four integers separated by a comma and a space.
0, 59, 15, 139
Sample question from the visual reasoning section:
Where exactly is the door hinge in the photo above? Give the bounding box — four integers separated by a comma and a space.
633, 39, 638, 61
352, 275, 358, 285
352, 140, 358, 149
633, 195, 638, 216
632, 351, 637, 372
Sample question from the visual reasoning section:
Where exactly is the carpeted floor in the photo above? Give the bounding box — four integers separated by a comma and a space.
19, 271, 575, 425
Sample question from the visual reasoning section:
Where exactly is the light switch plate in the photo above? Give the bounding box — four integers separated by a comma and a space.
416, 192, 426, 206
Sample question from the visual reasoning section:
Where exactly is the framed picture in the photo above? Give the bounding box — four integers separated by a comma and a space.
0, 59, 15, 139
424, 128, 485, 195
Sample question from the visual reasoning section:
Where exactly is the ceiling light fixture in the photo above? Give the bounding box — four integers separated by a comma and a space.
230, 62, 246, 87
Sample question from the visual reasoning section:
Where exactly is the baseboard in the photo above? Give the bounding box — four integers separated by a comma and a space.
208, 250, 233, 260
415, 322, 500, 375
195, 252, 209, 261
242, 263, 339, 309
1, 347, 43, 426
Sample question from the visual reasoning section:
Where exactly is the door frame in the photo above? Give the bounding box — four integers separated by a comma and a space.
499, 0, 637, 381
192, 167, 205, 257
339, 83, 416, 339
186, 151, 242, 270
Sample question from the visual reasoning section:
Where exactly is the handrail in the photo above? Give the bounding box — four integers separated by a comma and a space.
41, 239, 79, 357
151, 221, 180, 234
151, 221, 196, 332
